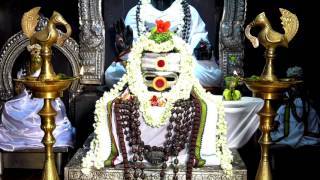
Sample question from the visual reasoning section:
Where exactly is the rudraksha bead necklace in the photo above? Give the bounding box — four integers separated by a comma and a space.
114, 95, 202, 180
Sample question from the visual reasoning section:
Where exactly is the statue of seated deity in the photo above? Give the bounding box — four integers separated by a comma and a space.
81, 17, 232, 179
105, 0, 222, 89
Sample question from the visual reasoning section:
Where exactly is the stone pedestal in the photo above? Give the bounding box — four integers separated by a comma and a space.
64, 147, 247, 180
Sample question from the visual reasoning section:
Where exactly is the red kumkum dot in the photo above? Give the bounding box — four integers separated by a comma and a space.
155, 79, 165, 88
157, 60, 165, 68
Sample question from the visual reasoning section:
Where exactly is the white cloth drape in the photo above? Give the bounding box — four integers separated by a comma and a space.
0, 90, 75, 151
224, 96, 264, 149
271, 98, 320, 148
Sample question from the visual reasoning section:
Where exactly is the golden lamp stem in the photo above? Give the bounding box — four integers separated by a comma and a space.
255, 99, 276, 180
260, 48, 277, 82
39, 98, 59, 180
38, 46, 57, 81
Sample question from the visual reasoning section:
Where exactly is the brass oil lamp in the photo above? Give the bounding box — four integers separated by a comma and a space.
244, 8, 301, 180
15, 7, 76, 180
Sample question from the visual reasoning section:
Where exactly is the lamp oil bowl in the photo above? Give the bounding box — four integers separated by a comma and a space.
14, 7, 75, 180
244, 78, 301, 100
16, 77, 76, 99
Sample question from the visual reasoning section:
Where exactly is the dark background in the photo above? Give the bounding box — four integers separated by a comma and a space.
0, 0, 319, 180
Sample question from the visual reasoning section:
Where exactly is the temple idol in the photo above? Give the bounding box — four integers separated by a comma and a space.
0, 0, 319, 180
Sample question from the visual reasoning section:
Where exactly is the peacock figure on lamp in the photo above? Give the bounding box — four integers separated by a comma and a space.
245, 8, 299, 82
16, 7, 76, 180
244, 8, 301, 180
21, 6, 72, 81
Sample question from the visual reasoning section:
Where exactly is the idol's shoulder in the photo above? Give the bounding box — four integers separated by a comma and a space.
126, 5, 138, 17
188, 4, 201, 17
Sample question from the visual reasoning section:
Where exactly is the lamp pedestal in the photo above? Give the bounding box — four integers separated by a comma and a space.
244, 80, 300, 180
15, 78, 75, 180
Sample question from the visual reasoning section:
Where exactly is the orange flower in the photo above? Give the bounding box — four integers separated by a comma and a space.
156, 20, 171, 33
149, 95, 167, 107
150, 95, 159, 106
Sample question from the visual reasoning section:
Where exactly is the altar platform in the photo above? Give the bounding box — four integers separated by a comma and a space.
64, 147, 247, 180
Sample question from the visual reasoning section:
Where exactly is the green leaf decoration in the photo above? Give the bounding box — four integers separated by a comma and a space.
149, 32, 173, 44
228, 55, 237, 63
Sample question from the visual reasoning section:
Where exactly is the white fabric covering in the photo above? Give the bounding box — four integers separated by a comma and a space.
103, 95, 263, 166
224, 97, 264, 149
271, 98, 320, 148
0, 89, 75, 151
105, 1, 222, 88
141, 53, 181, 72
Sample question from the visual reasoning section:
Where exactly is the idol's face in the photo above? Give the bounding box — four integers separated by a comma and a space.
141, 53, 180, 92
151, 0, 175, 11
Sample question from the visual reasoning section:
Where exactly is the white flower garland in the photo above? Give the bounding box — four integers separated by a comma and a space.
81, 92, 117, 174
127, 33, 194, 127
81, 34, 233, 177
216, 99, 233, 177
193, 79, 233, 177
143, 38, 175, 53
81, 75, 129, 174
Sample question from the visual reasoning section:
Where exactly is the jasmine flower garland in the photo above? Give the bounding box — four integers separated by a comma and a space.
193, 80, 233, 177
127, 33, 194, 127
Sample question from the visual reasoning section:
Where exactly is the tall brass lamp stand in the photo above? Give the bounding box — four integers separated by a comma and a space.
15, 7, 76, 180
244, 8, 300, 180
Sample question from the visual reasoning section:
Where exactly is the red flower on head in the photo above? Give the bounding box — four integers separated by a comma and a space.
156, 20, 171, 33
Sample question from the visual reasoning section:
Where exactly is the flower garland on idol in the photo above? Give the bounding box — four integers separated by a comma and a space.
81, 20, 233, 177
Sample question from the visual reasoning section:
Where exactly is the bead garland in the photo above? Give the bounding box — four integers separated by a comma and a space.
136, 0, 191, 42
114, 95, 201, 180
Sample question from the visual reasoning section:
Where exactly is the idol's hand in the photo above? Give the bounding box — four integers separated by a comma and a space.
114, 19, 133, 55
194, 39, 213, 60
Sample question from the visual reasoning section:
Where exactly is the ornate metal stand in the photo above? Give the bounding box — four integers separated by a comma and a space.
40, 98, 59, 180
245, 40, 300, 180
245, 8, 300, 180
15, 7, 76, 180
16, 73, 75, 180
245, 79, 300, 180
